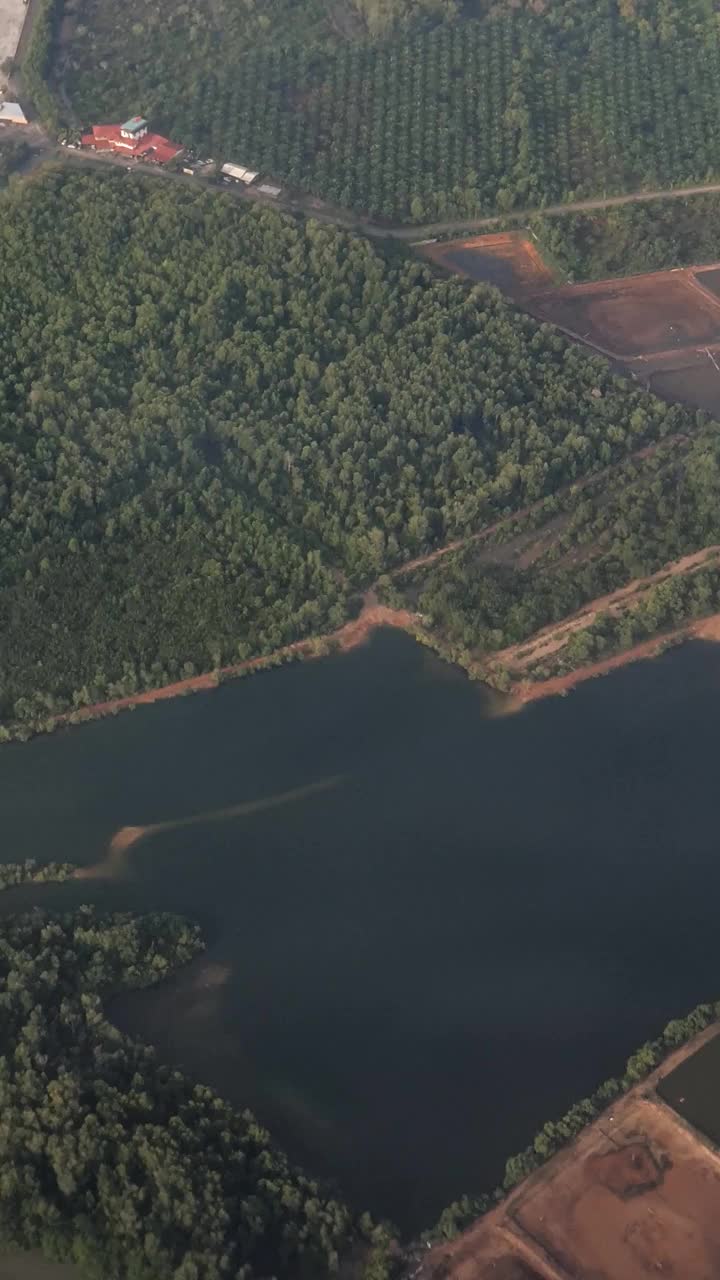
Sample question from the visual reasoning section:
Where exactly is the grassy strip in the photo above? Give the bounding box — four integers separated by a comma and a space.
523, 563, 720, 684
432, 1000, 719, 1241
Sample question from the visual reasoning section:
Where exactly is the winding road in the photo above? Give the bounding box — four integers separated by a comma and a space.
8, 23, 720, 245
53, 150, 720, 243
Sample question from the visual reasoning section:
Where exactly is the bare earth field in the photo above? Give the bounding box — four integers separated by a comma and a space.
526, 270, 720, 358
424, 239, 720, 416
421, 1026, 720, 1280
420, 233, 553, 298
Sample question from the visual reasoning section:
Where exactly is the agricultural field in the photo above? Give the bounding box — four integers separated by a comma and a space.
422, 1029, 720, 1280
526, 271, 720, 359
649, 360, 720, 419
425, 220, 720, 416
696, 266, 720, 300
51, 0, 720, 221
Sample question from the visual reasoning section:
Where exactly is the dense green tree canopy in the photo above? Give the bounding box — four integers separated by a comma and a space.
531, 194, 720, 283
0, 901, 390, 1278
383, 424, 720, 680
1, 169, 692, 736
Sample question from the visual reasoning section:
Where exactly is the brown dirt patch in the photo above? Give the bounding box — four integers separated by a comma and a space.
587, 1142, 664, 1198
491, 546, 720, 679
527, 269, 720, 359
513, 609, 720, 705
512, 1101, 720, 1280
420, 233, 553, 298
486, 1260, 547, 1280
420, 1027, 720, 1280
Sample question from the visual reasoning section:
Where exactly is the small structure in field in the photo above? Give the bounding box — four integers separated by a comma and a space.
0, 102, 28, 126
258, 183, 282, 199
81, 118, 182, 165
220, 162, 258, 185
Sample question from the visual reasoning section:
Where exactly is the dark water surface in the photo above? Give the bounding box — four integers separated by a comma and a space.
4, 630, 720, 1233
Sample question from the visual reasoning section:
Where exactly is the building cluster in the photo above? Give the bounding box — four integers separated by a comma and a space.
220, 162, 281, 199
77, 113, 284, 198
80, 116, 183, 165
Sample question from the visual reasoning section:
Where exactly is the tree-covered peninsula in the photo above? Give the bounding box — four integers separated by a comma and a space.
0, 169, 695, 738
0, 899, 391, 1279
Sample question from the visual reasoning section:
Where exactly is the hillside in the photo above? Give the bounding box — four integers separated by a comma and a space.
0, 167, 696, 739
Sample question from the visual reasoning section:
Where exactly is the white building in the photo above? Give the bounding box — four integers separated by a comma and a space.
0, 101, 28, 126
221, 162, 259, 185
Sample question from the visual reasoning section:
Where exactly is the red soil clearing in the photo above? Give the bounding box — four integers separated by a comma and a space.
527, 264, 720, 360
514, 610, 720, 705
420, 1027, 720, 1280
420, 232, 553, 297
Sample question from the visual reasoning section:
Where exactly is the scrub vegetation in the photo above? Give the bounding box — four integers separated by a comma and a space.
0, 169, 694, 740
382, 424, 720, 686
0, 901, 393, 1279
531, 193, 720, 283
0, 137, 30, 181
51, 0, 720, 221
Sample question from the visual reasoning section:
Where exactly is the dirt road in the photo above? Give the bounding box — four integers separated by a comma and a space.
58, 154, 720, 243
14, 126, 720, 247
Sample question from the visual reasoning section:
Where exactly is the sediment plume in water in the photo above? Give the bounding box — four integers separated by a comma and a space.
74, 775, 346, 880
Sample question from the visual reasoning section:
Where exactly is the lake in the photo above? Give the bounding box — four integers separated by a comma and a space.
4, 629, 720, 1235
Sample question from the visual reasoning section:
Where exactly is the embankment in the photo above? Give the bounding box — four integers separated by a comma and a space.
513, 611, 720, 705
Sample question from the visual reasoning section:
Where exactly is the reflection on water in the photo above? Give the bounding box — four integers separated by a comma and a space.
4, 629, 720, 1233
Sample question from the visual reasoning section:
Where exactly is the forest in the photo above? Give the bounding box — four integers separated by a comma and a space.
381, 422, 720, 684
531, 193, 720, 283
0, 898, 393, 1278
48, 0, 720, 221
1, 168, 695, 739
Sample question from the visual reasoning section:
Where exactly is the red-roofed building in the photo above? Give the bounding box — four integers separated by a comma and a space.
81, 117, 183, 165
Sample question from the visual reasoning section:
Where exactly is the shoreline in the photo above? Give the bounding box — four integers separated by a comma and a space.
9, 600, 720, 744
512, 610, 720, 705
46, 600, 421, 732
